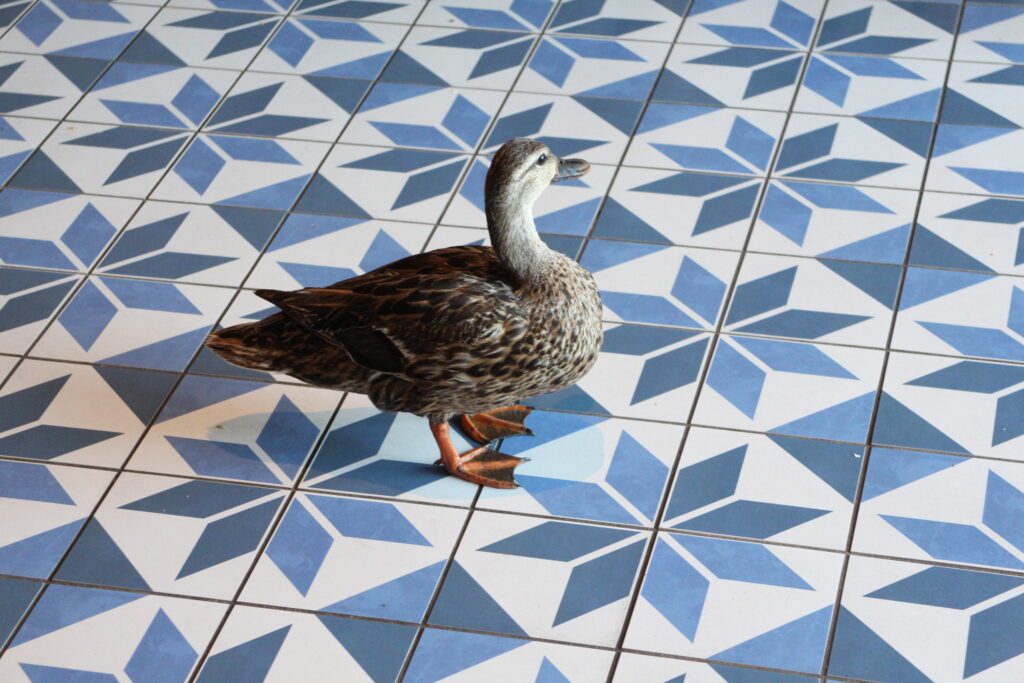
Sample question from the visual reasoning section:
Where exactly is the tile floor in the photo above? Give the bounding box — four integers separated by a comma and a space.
0, 0, 1022, 681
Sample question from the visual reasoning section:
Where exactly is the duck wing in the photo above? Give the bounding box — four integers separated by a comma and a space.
254, 247, 528, 379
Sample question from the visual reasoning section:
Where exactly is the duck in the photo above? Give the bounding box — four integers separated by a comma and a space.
204, 138, 603, 489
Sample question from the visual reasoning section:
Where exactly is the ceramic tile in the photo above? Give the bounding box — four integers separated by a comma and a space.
927, 123, 1024, 198
0, 268, 80, 355
0, 584, 225, 681
693, 335, 885, 443
854, 447, 1024, 572
0, 358, 176, 467
9, 122, 191, 199
613, 653, 816, 682
128, 374, 340, 485
477, 411, 685, 527
153, 134, 330, 210
656, 44, 806, 112
794, 54, 946, 121
196, 605, 419, 682
946, 60, 1024, 128
0, 576, 41, 648
748, 179, 916, 264
0, 0, 157, 58
956, 4, 1024, 65
624, 532, 843, 673
56, 472, 286, 597
626, 103, 787, 175
0, 354, 15, 382
0, 0, 32, 34
679, 0, 824, 50
416, 0, 556, 32
874, 351, 1024, 462
341, 83, 504, 152
0, 117, 57, 186
293, 0, 423, 24
592, 166, 761, 249
425, 224, 584, 262
428, 511, 649, 646
829, 555, 1024, 682
547, 0, 687, 43
814, 0, 958, 60
170, 0, 296, 13
70, 64, 236, 131
892, 267, 1024, 363
664, 427, 862, 549
406, 629, 615, 682
32, 276, 233, 372
240, 492, 467, 618
909, 191, 1024, 276
0, 54, 92, 119
0, 460, 113, 579
723, 252, 901, 347
773, 113, 931, 190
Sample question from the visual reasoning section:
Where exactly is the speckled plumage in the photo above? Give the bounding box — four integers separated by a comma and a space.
206, 139, 603, 426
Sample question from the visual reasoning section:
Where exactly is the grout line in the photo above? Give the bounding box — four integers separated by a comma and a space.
818, 2, 970, 676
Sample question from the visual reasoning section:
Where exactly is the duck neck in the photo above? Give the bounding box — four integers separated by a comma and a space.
486, 192, 552, 286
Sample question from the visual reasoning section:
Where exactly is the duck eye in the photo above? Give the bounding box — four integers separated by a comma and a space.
536, 153, 547, 166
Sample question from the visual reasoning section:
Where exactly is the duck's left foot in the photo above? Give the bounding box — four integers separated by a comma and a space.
430, 421, 528, 489
459, 405, 534, 444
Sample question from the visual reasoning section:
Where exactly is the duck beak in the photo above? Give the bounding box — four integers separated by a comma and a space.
552, 157, 590, 183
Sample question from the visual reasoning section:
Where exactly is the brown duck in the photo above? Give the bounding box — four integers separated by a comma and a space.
205, 138, 602, 489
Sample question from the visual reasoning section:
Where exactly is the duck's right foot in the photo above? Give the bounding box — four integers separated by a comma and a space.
430, 421, 528, 489
459, 405, 534, 443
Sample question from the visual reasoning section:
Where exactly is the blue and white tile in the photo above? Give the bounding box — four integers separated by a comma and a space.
293, 0, 423, 24
416, 0, 556, 32
379, 25, 536, 91
679, 0, 824, 50
206, 72, 358, 141
169, 0, 296, 13
196, 605, 419, 683
478, 412, 684, 527
0, 268, 79, 355
0, 0, 33, 33
0, 54, 92, 119
32, 276, 233, 372
828, 555, 1024, 682
0, 460, 113, 579
248, 214, 429, 290
854, 447, 1024, 573
56, 472, 286, 597
892, 268, 1024, 364
592, 166, 761, 249
0, 190, 140, 273
301, 394, 478, 506
517, 36, 669, 101
773, 113, 931, 189
694, 336, 885, 444
909, 191, 1024, 277
547, 0, 687, 43
121, 8, 282, 70
0, 354, 15, 381
341, 84, 504, 152
580, 240, 740, 329
70, 64, 236, 131
724, 253, 900, 347
98, 201, 284, 286
624, 533, 843, 673
795, 53, 946, 121
250, 16, 406, 80
614, 653, 817, 682
955, 3, 1024, 65
875, 352, 1024, 462
9, 122, 190, 199
0, 585, 225, 682
748, 179, 916, 265
426, 224, 584, 261
0, 117, 57, 186
129, 375, 339, 485
0, 0, 156, 57
656, 44, 806, 112
300, 144, 470, 224
428, 511, 649, 646
948, 60, 1024, 127
443, 155, 615, 236
153, 135, 330, 210
241, 492, 466, 618
664, 427, 862, 549
406, 629, 614, 683
0, 359, 176, 467
484, 91, 642, 164
626, 104, 786, 176
0, 576, 40, 648
927, 123, 1024, 198
814, 0, 958, 60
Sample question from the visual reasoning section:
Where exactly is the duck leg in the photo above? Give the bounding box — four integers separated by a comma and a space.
459, 405, 534, 444
430, 421, 526, 489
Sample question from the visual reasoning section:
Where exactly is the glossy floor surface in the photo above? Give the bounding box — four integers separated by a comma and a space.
0, 0, 1023, 681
